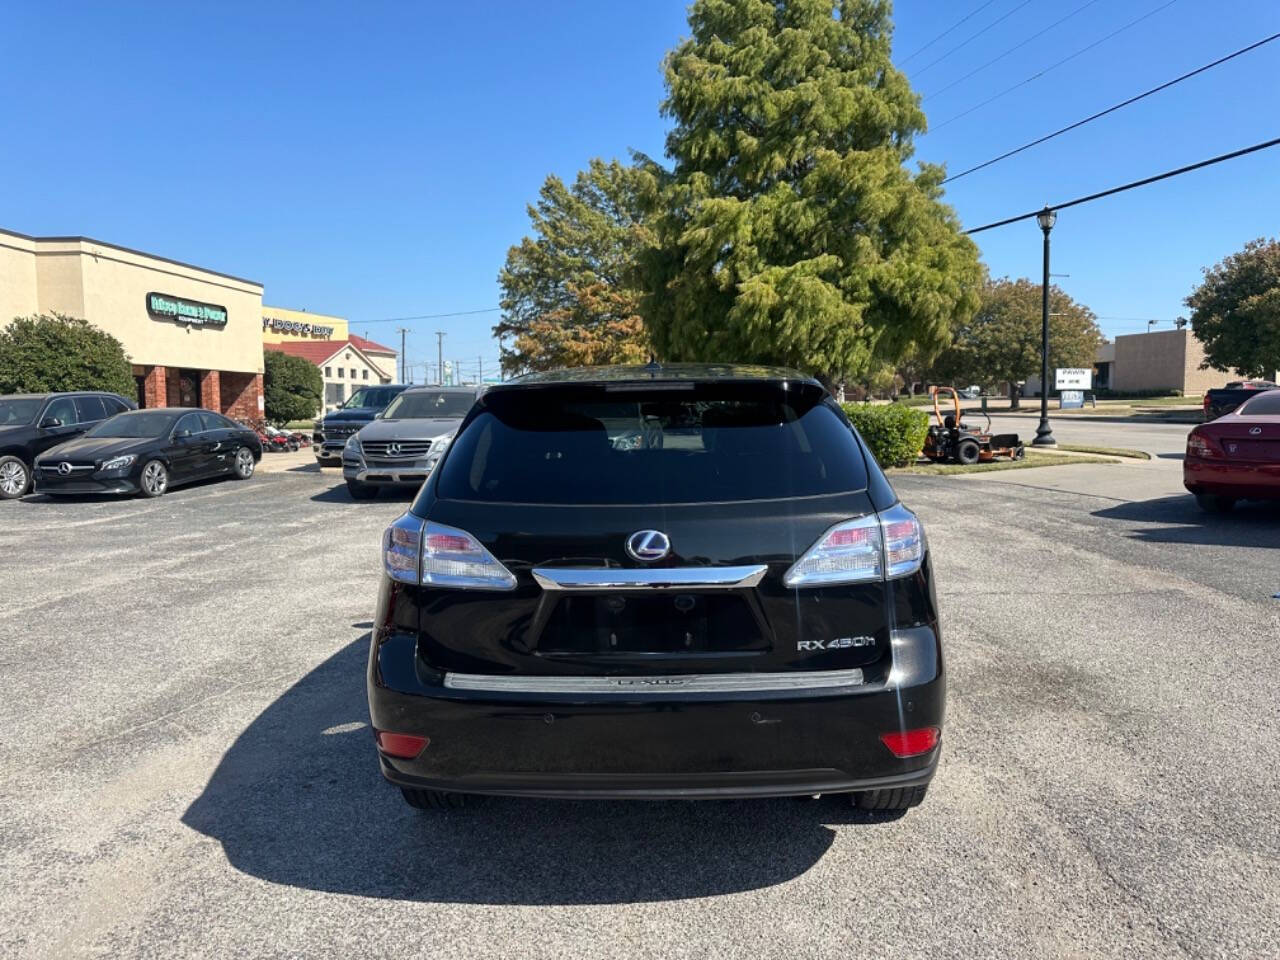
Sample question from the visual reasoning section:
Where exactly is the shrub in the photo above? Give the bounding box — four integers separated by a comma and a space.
0, 313, 134, 396
842, 403, 929, 468
263, 349, 323, 424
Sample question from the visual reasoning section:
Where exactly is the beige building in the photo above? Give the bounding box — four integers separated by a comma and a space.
261, 304, 348, 345
264, 337, 396, 413
1108, 328, 1273, 394
0, 227, 265, 419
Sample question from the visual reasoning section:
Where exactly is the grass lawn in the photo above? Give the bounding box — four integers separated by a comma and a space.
285, 420, 315, 431
888, 450, 1117, 476
1095, 395, 1196, 407
1055, 443, 1151, 459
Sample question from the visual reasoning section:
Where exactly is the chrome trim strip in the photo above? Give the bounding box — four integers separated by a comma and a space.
531, 564, 768, 592
443, 667, 865, 695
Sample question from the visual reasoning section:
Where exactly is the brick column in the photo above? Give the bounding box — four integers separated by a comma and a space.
200, 370, 221, 412
143, 366, 167, 409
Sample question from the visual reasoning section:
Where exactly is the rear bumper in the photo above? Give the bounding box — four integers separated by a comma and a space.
367, 626, 945, 799
1184, 457, 1280, 499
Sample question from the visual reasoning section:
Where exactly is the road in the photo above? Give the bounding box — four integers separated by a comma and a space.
2, 456, 1278, 959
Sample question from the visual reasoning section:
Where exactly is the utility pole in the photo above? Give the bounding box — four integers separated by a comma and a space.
435, 331, 445, 386
477, 355, 483, 386
397, 327, 409, 383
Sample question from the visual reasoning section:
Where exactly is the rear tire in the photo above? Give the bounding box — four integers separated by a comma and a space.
0, 456, 31, 499
1195, 493, 1235, 513
852, 784, 929, 811
1012, 444, 1026, 461
400, 787, 469, 810
232, 446, 255, 480
346, 478, 379, 500
955, 439, 981, 466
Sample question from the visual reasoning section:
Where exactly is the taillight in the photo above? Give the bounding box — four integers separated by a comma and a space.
879, 727, 940, 758
375, 731, 429, 758
1186, 431, 1221, 459
382, 514, 517, 590
783, 503, 926, 587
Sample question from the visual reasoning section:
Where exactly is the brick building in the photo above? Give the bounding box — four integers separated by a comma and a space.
0, 226, 265, 420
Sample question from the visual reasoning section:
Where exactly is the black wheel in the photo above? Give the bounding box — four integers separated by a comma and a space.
0, 455, 31, 499
400, 787, 469, 810
139, 460, 169, 498
1012, 444, 1026, 461
1195, 493, 1235, 513
346, 478, 379, 500
955, 439, 981, 465
852, 784, 929, 811
232, 446, 256, 480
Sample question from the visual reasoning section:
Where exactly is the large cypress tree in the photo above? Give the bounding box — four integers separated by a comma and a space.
642, 0, 982, 384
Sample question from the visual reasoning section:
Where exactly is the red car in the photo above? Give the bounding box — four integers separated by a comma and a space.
1184, 388, 1280, 511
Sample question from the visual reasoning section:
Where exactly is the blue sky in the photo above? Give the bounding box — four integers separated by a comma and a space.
2, 1, 1277, 378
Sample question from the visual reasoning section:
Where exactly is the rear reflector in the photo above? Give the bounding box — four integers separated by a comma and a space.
375, 731, 430, 759
879, 727, 940, 758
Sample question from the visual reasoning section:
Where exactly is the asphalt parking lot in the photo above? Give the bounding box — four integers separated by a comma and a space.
2, 456, 1278, 959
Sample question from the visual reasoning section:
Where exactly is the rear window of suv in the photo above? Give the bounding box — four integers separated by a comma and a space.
431, 382, 868, 504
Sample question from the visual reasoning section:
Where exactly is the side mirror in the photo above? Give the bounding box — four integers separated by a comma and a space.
40, 417, 63, 429
373, 411, 384, 419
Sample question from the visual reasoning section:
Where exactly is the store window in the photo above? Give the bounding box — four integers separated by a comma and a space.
350, 368, 357, 380
325, 366, 332, 377
337, 368, 344, 378
362, 370, 369, 381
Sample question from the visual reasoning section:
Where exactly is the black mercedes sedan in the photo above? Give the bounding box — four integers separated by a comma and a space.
368, 364, 944, 812
34, 408, 262, 498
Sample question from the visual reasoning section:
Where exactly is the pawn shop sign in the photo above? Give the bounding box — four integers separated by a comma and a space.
1055, 368, 1093, 390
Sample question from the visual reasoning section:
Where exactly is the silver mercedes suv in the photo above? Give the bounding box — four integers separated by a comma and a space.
342, 386, 478, 499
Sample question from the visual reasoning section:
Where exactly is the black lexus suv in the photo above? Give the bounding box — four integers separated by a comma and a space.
368, 364, 943, 811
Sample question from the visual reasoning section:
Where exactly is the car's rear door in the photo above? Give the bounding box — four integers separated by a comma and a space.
414, 380, 901, 680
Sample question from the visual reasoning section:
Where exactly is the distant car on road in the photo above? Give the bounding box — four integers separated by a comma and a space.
1202, 380, 1277, 421
312, 385, 409, 465
0, 391, 136, 500
34, 408, 262, 498
368, 363, 943, 813
1184, 388, 1280, 512
342, 386, 477, 499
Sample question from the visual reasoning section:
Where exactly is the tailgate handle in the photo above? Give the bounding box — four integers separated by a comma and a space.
531, 564, 767, 592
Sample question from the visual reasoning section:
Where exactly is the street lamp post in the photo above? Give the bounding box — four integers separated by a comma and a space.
1033, 206, 1057, 447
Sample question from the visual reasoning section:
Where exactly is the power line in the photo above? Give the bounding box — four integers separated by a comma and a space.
963, 134, 1280, 234
931, 0, 1182, 132
898, 0, 1002, 65
912, 0, 1037, 77
349, 307, 500, 326
924, 0, 1104, 101
942, 31, 1280, 184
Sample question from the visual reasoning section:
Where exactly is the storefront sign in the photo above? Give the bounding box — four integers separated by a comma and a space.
1055, 368, 1093, 390
147, 292, 228, 328
262, 316, 336, 338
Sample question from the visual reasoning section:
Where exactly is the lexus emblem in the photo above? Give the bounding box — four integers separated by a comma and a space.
388, 442, 402, 456
626, 529, 671, 562
1250, 427, 1262, 436
58, 462, 73, 476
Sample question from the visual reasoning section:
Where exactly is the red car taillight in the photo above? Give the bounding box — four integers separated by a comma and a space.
1187, 431, 1222, 459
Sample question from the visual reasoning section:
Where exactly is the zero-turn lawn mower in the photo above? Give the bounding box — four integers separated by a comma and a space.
921, 386, 1025, 465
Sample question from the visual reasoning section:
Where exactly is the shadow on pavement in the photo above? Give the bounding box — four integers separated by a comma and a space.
183, 639, 872, 905
309, 484, 417, 505
1093, 495, 1280, 547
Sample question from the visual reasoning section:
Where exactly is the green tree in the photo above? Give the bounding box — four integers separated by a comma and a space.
1187, 237, 1280, 380
263, 349, 323, 424
496, 158, 660, 376
932, 278, 1102, 409
0, 313, 135, 396
641, 0, 983, 385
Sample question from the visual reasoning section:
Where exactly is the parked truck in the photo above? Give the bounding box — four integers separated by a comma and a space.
1202, 380, 1278, 421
